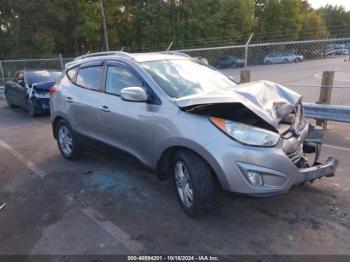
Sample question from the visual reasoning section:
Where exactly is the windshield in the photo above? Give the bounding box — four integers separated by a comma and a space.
26, 71, 61, 85
142, 59, 237, 98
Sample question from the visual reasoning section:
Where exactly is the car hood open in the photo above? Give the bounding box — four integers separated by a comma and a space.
175, 80, 302, 130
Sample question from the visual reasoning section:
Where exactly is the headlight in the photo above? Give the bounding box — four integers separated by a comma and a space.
33, 92, 50, 99
210, 117, 280, 147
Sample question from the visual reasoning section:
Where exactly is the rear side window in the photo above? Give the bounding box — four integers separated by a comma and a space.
76, 66, 103, 91
106, 65, 143, 95
67, 67, 78, 82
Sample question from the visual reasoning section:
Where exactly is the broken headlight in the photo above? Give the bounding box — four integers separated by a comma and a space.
210, 117, 280, 147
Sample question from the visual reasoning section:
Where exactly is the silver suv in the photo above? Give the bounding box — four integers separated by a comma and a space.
50, 51, 338, 217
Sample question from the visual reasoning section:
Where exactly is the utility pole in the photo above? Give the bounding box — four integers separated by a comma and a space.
244, 33, 254, 69
100, 0, 110, 51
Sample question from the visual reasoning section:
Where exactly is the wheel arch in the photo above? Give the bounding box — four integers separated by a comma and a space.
156, 143, 229, 190
52, 115, 67, 139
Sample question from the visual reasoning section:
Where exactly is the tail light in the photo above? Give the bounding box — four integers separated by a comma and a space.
49, 85, 58, 95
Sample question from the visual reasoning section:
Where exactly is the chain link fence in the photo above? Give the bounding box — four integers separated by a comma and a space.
0, 37, 350, 90
176, 37, 350, 68
175, 37, 350, 105
0, 56, 74, 87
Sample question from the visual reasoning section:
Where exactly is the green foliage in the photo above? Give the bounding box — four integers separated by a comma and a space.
0, 0, 349, 58
318, 5, 350, 36
300, 1, 328, 39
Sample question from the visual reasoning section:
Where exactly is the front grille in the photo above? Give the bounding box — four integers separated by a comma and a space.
287, 145, 303, 164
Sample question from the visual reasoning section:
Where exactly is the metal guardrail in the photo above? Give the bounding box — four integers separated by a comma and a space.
303, 103, 350, 123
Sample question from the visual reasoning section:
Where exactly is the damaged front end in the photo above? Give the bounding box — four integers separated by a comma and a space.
287, 123, 338, 185
278, 100, 338, 184
177, 80, 338, 190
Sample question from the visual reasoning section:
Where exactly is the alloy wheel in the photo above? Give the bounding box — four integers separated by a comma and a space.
175, 160, 194, 208
58, 125, 73, 156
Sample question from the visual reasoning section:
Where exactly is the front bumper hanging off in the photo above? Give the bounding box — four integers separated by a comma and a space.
295, 157, 338, 185
295, 124, 338, 184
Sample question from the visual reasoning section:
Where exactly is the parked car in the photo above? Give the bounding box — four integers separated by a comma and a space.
51, 52, 338, 217
264, 53, 304, 64
163, 51, 208, 64
325, 48, 349, 56
213, 56, 245, 69
5, 70, 61, 116
194, 56, 209, 65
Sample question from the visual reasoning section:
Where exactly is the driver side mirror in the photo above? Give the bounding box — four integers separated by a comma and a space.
121, 87, 148, 102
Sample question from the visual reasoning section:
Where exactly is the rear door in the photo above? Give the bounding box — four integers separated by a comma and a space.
63, 61, 105, 140
97, 61, 154, 163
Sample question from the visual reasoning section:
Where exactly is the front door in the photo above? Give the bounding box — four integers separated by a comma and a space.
98, 62, 154, 164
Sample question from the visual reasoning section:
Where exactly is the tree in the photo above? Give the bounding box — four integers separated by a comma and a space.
299, 1, 328, 39
318, 5, 350, 37
254, 0, 303, 41
0, 0, 349, 58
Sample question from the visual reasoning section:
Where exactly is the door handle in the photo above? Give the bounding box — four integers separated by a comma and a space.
99, 105, 110, 112
65, 97, 73, 103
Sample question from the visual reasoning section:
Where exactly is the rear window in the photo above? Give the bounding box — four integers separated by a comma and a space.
25, 71, 61, 85
76, 66, 103, 91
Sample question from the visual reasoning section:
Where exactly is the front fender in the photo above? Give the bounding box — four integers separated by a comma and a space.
154, 138, 230, 190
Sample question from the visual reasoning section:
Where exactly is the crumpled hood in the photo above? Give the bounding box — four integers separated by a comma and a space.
32, 81, 56, 92
175, 80, 302, 129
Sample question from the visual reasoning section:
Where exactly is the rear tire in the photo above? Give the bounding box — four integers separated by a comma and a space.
283, 59, 289, 64
55, 119, 82, 160
294, 58, 302, 63
172, 150, 215, 218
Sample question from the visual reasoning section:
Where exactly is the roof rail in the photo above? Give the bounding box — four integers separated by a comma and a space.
73, 51, 132, 61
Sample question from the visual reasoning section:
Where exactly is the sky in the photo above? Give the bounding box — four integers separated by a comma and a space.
308, 0, 350, 11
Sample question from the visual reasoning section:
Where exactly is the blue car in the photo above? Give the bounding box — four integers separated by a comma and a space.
5, 70, 61, 116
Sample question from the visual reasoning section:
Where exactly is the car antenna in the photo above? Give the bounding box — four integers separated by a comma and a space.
166, 41, 173, 51
120, 47, 125, 52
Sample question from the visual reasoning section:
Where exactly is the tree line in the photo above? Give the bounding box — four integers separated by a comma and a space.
0, 0, 349, 58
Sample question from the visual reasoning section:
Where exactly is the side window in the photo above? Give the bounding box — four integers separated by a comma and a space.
17, 73, 25, 87
67, 67, 78, 82
76, 66, 103, 91
106, 65, 143, 96
14, 72, 23, 82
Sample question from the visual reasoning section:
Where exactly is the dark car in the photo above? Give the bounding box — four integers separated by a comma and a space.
214, 56, 245, 69
5, 70, 61, 116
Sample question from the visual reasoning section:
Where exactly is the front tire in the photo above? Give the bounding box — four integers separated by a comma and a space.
56, 119, 82, 160
27, 98, 37, 117
172, 150, 215, 218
